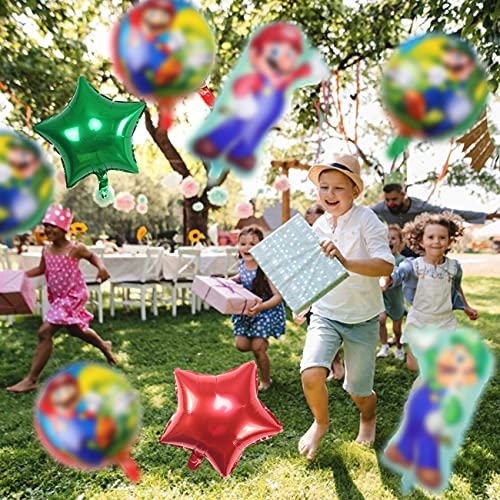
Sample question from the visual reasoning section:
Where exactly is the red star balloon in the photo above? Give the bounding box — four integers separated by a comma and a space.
159, 361, 282, 477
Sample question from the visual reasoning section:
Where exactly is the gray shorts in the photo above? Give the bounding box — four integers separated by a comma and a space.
300, 314, 379, 397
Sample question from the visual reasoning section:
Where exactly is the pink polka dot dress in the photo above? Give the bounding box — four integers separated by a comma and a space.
44, 242, 93, 330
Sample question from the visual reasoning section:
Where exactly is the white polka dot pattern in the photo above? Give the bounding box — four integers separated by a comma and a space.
250, 214, 349, 314
44, 243, 93, 329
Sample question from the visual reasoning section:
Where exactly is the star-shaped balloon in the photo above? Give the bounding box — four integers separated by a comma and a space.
159, 362, 282, 477
34, 76, 145, 204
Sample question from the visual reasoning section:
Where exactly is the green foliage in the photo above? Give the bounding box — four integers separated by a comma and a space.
0, 275, 499, 498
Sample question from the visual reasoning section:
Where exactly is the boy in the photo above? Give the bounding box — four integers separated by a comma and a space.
298, 153, 394, 460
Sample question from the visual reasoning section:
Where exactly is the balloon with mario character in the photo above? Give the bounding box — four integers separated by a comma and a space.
191, 22, 330, 179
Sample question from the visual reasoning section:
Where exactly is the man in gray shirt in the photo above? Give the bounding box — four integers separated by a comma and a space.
371, 183, 499, 228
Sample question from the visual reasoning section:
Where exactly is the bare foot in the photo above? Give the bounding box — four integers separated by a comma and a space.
6, 378, 38, 393
355, 412, 376, 446
385, 443, 411, 469
103, 341, 116, 365
326, 356, 345, 382
258, 380, 272, 391
298, 421, 329, 460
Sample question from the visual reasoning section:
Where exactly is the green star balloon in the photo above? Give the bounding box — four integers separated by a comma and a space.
34, 76, 145, 204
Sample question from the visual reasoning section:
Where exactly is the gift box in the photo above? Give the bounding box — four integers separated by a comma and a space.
0, 270, 36, 315
250, 214, 349, 314
192, 276, 260, 315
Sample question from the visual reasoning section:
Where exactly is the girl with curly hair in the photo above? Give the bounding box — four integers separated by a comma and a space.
381, 212, 478, 372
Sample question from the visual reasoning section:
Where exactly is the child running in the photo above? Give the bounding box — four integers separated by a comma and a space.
7, 205, 115, 393
299, 153, 394, 459
385, 211, 478, 371
231, 225, 285, 390
377, 224, 405, 360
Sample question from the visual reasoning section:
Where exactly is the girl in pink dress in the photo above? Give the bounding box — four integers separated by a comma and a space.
7, 205, 116, 393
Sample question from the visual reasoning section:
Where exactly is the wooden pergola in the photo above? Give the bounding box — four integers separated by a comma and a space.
271, 159, 310, 225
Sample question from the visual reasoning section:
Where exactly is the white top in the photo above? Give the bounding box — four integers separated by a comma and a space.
311, 204, 395, 324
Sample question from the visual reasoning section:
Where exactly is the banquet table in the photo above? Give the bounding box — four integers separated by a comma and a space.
12, 249, 236, 283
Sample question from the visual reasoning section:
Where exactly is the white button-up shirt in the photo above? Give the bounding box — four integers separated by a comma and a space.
311, 204, 395, 324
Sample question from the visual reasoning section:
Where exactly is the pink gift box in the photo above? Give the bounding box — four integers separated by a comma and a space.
192, 276, 260, 315
0, 270, 36, 315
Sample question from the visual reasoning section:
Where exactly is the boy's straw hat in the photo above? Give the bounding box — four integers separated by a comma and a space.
308, 153, 364, 193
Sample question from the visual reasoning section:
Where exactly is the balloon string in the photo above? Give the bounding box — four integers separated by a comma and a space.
314, 100, 323, 163
334, 69, 352, 153
426, 138, 455, 202
354, 61, 360, 147
0, 80, 32, 130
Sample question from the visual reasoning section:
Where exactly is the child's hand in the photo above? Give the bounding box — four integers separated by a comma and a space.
320, 239, 346, 265
96, 267, 110, 283
293, 308, 310, 325
464, 306, 479, 321
246, 298, 263, 317
379, 276, 392, 292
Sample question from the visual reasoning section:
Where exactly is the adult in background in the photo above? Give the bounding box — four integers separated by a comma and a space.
371, 183, 500, 256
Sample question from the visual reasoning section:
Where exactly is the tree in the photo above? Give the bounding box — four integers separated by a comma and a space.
1, 0, 498, 241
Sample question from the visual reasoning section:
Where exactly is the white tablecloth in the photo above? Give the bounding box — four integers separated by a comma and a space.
162, 251, 231, 280
13, 250, 236, 282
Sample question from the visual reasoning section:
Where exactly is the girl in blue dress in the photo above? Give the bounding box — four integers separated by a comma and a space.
231, 226, 285, 390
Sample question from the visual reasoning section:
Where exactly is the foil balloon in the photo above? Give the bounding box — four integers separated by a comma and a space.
191, 22, 330, 179
0, 130, 54, 238
34, 77, 145, 205
111, 0, 215, 129
382, 33, 489, 159
159, 362, 282, 477
35, 362, 141, 482
383, 328, 494, 494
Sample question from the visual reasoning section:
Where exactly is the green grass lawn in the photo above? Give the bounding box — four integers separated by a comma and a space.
1, 276, 498, 499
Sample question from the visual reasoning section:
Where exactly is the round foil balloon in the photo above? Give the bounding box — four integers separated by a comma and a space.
0, 130, 54, 238
111, 0, 215, 129
382, 33, 488, 158
34, 363, 141, 481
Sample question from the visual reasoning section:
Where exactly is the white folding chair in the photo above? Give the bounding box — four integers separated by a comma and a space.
0, 245, 13, 326
122, 244, 148, 255
85, 247, 105, 324
160, 248, 200, 317
224, 247, 240, 278
110, 247, 162, 321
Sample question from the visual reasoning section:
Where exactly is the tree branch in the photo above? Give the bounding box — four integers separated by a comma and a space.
144, 106, 190, 177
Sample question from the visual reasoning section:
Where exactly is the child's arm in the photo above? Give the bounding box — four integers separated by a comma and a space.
457, 285, 479, 320
246, 280, 282, 317
228, 273, 240, 283
75, 244, 110, 283
25, 254, 46, 278
320, 240, 393, 277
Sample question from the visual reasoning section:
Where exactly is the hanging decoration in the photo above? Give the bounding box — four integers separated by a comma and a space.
113, 192, 136, 213
207, 186, 228, 207
426, 139, 455, 202
273, 174, 290, 193
235, 201, 254, 219
187, 228, 203, 243
136, 225, 148, 241
192, 201, 204, 212
161, 171, 183, 190
179, 175, 200, 198
456, 112, 494, 172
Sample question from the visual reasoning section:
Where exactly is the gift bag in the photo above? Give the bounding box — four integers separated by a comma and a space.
0, 270, 36, 314
250, 214, 348, 313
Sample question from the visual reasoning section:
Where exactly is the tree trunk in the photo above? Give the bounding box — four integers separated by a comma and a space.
144, 106, 228, 244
